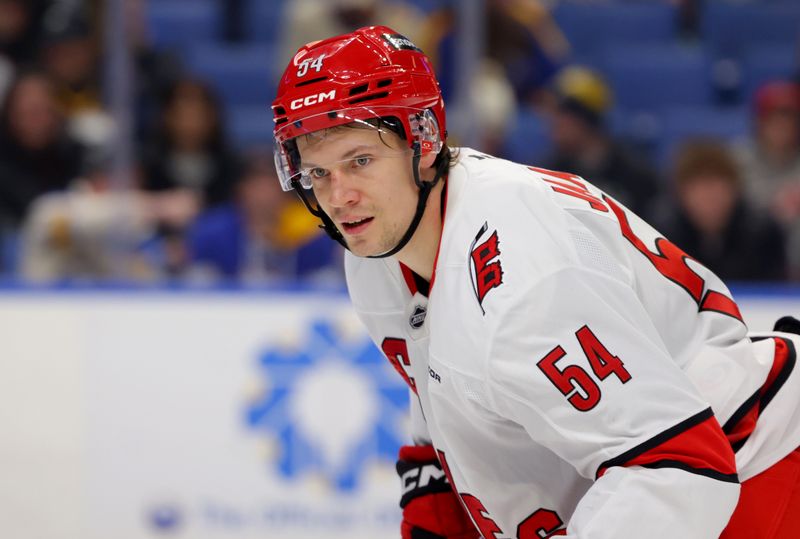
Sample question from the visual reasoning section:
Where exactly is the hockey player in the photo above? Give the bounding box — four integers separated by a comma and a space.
272, 26, 800, 538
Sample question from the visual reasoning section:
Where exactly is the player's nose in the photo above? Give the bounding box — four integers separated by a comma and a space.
328, 170, 360, 207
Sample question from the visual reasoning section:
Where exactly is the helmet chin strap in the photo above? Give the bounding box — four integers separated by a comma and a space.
292, 141, 448, 260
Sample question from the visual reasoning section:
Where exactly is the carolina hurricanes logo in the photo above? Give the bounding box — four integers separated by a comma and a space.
469, 222, 503, 314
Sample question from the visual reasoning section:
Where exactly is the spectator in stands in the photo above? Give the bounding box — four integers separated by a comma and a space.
0, 70, 84, 228
419, 0, 569, 104
0, 0, 47, 101
468, 59, 518, 156
542, 66, 661, 218
738, 81, 800, 225
736, 81, 800, 280
281, 0, 426, 65
117, 0, 183, 144
653, 140, 787, 282
19, 146, 200, 282
0, 0, 46, 64
141, 78, 240, 209
186, 154, 343, 284
41, 2, 110, 145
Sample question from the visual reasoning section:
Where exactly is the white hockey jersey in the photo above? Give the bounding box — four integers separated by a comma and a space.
345, 148, 800, 538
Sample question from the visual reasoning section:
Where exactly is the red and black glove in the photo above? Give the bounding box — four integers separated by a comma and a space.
396, 444, 480, 539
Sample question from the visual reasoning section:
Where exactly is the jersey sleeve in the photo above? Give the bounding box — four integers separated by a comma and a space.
484, 265, 740, 538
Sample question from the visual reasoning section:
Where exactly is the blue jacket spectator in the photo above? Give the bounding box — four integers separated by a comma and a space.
188, 204, 340, 282
186, 155, 342, 284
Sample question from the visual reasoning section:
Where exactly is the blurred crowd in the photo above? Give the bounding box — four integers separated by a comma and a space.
0, 0, 798, 285
0, 0, 343, 284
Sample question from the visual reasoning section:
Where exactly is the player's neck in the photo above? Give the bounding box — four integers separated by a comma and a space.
394, 180, 444, 283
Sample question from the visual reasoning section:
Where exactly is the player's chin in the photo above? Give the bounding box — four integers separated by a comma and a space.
347, 241, 381, 258
345, 236, 389, 258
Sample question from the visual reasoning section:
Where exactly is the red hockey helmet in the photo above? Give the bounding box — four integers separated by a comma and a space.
272, 25, 446, 191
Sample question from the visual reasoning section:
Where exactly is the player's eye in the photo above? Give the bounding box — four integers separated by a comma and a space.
353, 155, 371, 168
309, 167, 328, 179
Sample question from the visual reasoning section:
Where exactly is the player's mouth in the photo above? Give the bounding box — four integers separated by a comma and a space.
341, 217, 374, 235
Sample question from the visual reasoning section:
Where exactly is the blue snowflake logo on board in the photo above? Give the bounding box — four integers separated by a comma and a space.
245, 319, 410, 492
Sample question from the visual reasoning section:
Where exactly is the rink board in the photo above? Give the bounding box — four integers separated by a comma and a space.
0, 286, 798, 539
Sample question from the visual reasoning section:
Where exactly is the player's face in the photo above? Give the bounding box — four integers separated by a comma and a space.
295, 126, 418, 257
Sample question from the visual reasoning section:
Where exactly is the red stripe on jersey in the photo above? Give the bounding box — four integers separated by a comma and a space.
723, 337, 796, 452
700, 290, 744, 321
597, 408, 738, 483
436, 449, 456, 487
399, 263, 418, 295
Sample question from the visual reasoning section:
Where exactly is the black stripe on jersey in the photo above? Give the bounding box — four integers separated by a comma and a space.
723, 336, 796, 453
722, 391, 760, 453
596, 408, 739, 483
635, 460, 738, 483
412, 271, 430, 298
400, 262, 431, 298
759, 337, 796, 411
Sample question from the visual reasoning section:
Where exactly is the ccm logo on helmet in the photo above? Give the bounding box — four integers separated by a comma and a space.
290, 90, 336, 110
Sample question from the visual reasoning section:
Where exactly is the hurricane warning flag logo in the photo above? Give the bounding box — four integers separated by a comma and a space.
245, 319, 410, 491
469, 222, 503, 313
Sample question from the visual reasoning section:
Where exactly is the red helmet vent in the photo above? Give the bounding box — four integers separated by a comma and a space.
295, 76, 327, 88
376, 79, 393, 88
349, 91, 390, 105
348, 83, 369, 96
